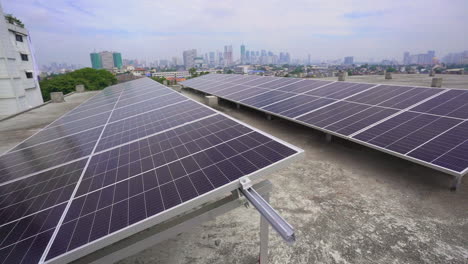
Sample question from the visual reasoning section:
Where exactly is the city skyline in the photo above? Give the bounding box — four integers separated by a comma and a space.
3, 0, 467, 66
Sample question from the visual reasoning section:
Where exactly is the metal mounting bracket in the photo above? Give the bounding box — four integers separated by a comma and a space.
238, 177, 296, 244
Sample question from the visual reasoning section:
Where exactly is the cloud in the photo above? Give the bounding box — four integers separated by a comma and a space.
2, 0, 467, 66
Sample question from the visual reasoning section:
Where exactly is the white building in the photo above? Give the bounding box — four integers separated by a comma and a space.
100, 51, 114, 70
0, 4, 43, 117
183, 49, 197, 69
152, 71, 190, 78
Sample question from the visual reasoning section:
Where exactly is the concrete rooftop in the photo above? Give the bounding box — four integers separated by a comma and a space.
0, 80, 467, 264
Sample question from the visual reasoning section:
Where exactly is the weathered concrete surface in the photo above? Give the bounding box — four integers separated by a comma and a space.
117, 89, 468, 264
323, 73, 468, 89
0, 91, 99, 154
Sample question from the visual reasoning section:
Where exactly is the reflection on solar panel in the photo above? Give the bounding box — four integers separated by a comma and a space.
0, 78, 302, 264
181, 74, 468, 178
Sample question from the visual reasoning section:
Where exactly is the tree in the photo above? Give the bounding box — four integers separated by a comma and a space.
151, 76, 167, 84
386, 67, 397, 72
39, 68, 117, 101
188, 67, 197, 77
5, 14, 24, 28
226, 69, 234, 74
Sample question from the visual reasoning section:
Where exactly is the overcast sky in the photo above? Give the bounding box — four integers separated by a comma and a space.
3, 0, 467, 66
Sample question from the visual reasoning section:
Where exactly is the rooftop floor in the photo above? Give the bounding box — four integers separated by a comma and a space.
322, 73, 468, 89
0, 87, 467, 264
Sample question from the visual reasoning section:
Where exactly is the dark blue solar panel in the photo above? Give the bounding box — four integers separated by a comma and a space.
240, 90, 295, 108
432, 141, 468, 172
0, 127, 102, 183
9, 112, 110, 152
325, 107, 398, 136
377, 87, 442, 109
182, 74, 468, 176
410, 90, 468, 119
305, 82, 375, 99
354, 112, 463, 155
224, 87, 269, 101
407, 121, 468, 170
277, 80, 333, 94
0, 77, 301, 264
45, 114, 298, 261
297, 102, 369, 127
281, 97, 336, 118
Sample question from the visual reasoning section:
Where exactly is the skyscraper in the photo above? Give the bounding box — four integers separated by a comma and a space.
240, 44, 246, 64
183, 49, 197, 69
209, 52, 215, 65
403, 52, 410, 65
100, 51, 114, 69
113, 52, 123, 69
344, 56, 354, 65
90, 53, 102, 69
224, 45, 233, 66
89, 51, 122, 70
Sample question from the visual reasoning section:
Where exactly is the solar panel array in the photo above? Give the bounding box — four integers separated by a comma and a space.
181, 74, 468, 177
0, 78, 302, 264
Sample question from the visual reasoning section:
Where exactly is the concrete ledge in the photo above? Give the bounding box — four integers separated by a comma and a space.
51, 92, 65, 103
204, 95, 218, 108
0, 92, 77, 122
76, 84, 85, 93
431, 77, 443, 88
171, 85, 182, 93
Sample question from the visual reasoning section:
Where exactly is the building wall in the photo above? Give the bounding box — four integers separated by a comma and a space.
0, 3, 43, 117
113, 53, 122, 69
100, 51, 114, 69
90, 53, 102, 69
183, 49, 197, 69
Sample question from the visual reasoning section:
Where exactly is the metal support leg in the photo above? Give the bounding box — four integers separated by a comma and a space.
236, 103, 240, 109
266, 114, 272, 121
325, 133, 332, 143
259, 193, 270, 264
450, 176, 462, 191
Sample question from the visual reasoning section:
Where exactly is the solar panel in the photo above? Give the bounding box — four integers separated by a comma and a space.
181, 74, 468, 178
0, 78, 302, 264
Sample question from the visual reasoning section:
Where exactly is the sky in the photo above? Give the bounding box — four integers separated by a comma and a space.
2, 0, 468, 66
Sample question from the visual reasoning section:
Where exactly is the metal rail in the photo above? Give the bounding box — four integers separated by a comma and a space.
239, 177, 296, 244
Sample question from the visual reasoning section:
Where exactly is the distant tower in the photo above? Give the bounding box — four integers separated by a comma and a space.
240, 44, 246, 64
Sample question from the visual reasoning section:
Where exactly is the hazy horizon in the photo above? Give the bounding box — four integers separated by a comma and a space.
3, 0, 468, 66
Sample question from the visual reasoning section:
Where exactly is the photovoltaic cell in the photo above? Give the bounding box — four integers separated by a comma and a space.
181, 74, 468, 176
0, 77, 301, 264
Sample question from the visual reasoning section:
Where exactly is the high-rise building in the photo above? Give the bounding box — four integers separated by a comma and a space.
183, 49, 197, 69
344, 56, 354, 65
113, 52, 122, 69
403, 52, 410, 65
0, 3, 43, 117
240, 44, 246, 64
209, 52, 215, 65
100, 51, 114, 69
90, 53, 102, 69
224, 45, 233, 66
89, 51, 122, 70
404, 51, 436, 65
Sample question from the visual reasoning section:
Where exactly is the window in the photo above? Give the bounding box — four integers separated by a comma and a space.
25, 72, 33, 78
15, 34, 23, 42
20, 53, 28, 61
